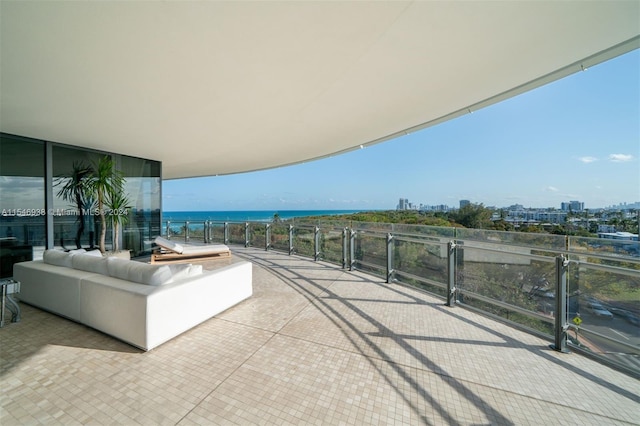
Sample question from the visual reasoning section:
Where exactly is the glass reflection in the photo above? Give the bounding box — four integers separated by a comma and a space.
0, 137, 44, 273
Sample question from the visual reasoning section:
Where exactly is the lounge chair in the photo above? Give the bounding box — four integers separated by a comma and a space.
151, 236, 231, 264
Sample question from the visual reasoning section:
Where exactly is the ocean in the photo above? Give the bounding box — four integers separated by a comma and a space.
162, 210, 363, 225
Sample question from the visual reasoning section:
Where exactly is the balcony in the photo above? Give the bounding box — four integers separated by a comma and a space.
1, 221, 638, 424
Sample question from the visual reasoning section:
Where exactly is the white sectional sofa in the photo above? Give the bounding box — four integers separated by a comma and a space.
14, 249, 252, 351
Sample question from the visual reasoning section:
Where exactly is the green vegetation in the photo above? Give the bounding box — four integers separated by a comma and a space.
299, 205, 638, 238
300, 210, 453, 227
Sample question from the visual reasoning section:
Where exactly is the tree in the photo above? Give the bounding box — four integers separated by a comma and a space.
55, 162, 93, 249
86, 156, 126, 254
450, 204, 493, 229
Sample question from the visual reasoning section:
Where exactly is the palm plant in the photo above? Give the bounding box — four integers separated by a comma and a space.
107, 189, 132, 253
55, 162, 92, 249
86, 156, 126, 254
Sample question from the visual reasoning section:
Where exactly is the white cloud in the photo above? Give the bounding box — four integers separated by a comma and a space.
578, 156, 598, 163
545, 186, 559, 192
608, 153, 634, 162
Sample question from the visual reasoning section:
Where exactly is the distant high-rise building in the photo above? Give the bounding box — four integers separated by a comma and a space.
561, 200, 584, 212
460, 199, 470, 208
397, 198, 409, 210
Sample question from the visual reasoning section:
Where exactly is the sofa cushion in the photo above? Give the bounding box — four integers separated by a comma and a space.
107, 258, 173, 286
72, 253, 109, 275
168, 263, 191, 281
43, 250, 73, 267
126, 262, 173, 286
168, 263, 203, 281
107, 257, 132, 281
83, 249, 103, 257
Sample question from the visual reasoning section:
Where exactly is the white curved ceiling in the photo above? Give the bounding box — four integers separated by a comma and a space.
1, 1, 638, 179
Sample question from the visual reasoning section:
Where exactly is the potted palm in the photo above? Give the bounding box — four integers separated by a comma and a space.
55, 162, 93, 250
86, 155, 126, 255
107, 189, 132, 255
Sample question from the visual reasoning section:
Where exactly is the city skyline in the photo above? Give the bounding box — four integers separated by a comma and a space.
163, 49, 639, 212
396, 198, 640, 212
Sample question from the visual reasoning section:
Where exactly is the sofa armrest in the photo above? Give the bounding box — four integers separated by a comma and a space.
145, 261, 253, 350
14, 260, 98, 322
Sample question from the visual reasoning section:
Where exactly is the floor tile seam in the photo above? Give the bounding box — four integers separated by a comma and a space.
175, 327, 280, 426
214, 316, 285, 336
241, 253, 351, 336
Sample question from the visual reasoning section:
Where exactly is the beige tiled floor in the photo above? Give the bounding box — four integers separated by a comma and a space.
1, 247, 638, 425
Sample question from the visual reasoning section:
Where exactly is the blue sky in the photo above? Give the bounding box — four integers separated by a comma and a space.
164, 49, 639, 212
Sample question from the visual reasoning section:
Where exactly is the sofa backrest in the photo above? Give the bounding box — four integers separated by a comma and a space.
72, 253, 109, 275
42, 249, 203, 286
43, 248, 96, 267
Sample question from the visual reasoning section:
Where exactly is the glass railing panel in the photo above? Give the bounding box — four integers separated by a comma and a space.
393, 238, 448, 297
227, 223, 245, 246
270, 223, 290, 252
569, 257, 640, 369
351, 221, 393, 233
207, 222, 226, 244
568, 235, 639, 260
353, 231, 386, 277
292, 225, 315, 258
456, 228, 567, 252
248, 223, 266, 248
456, 245, 556, 335
392, 223, 456, 240
319, 227, 343, 265
294, 217, 351, 230
186, 221, 205, 243
165, 221, 185, 240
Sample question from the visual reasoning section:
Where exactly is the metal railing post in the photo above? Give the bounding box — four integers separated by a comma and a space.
245, 222, 250, 247
265, 223, 271, 251
386, 233, 394, 283
288, 224, 294, 255
224, 222, 229, 245
166, 220, 171, 239
314, 226, 320, 261
446, 241, 457, 307
342, 227, 348, 269
349, 228, 356, 271
552, 255, 570, 353
185, 221, 190, 243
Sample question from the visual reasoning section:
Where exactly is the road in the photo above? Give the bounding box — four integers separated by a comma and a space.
572, 312, 640, 371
